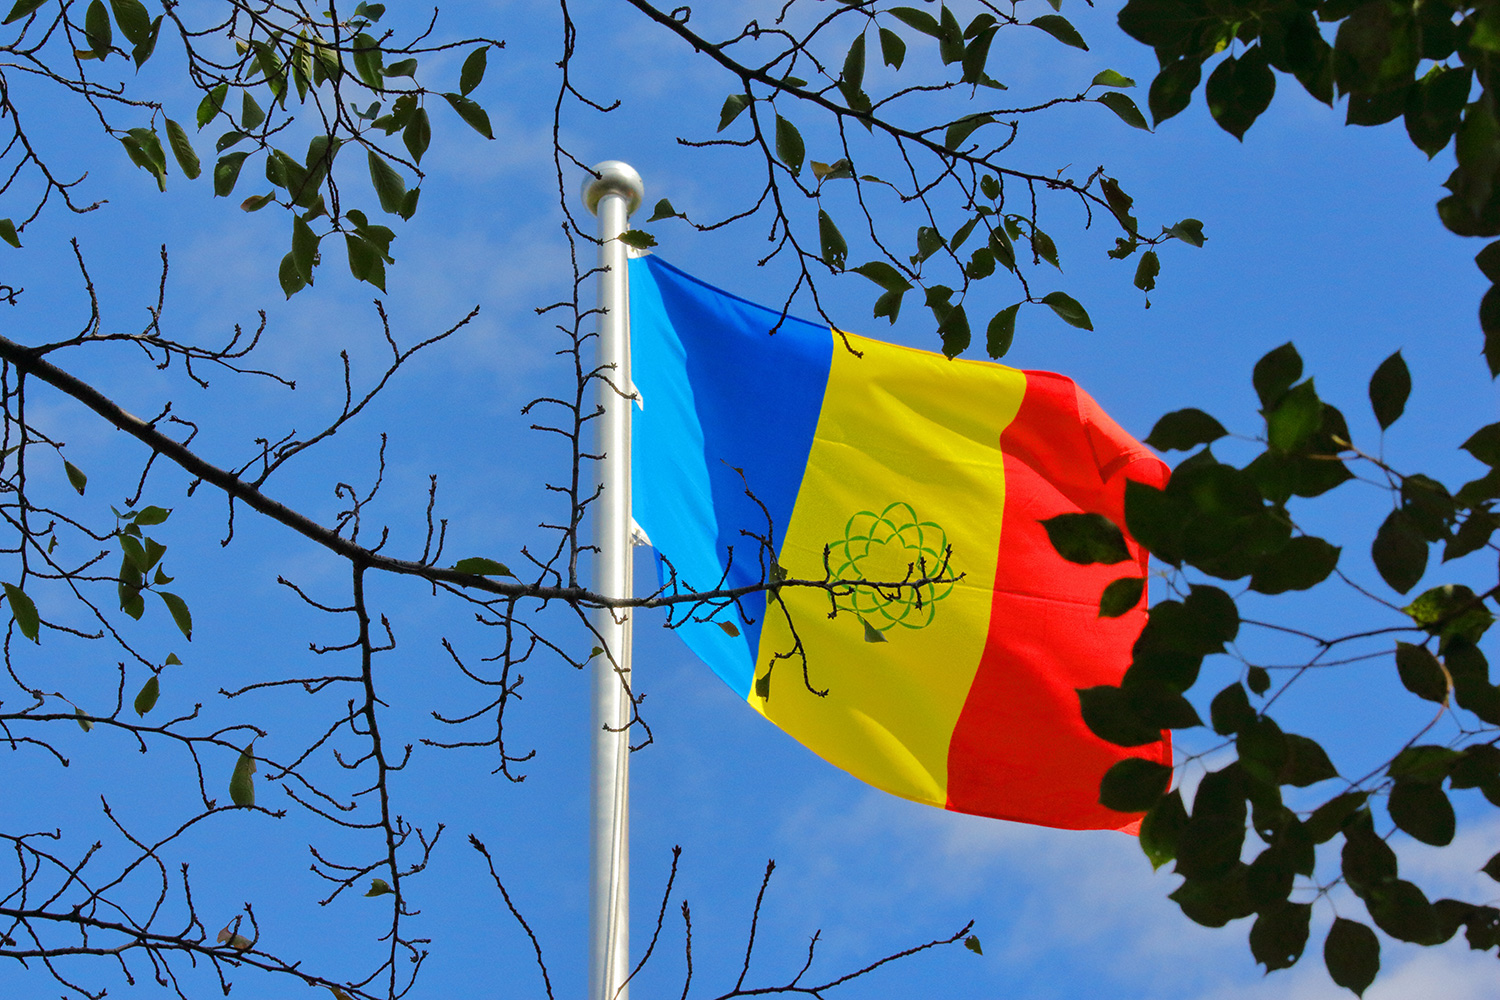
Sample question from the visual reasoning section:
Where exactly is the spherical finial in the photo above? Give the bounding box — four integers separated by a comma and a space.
581, 161, 644, 217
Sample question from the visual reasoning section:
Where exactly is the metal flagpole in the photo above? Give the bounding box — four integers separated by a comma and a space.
580, 160, 643, 1000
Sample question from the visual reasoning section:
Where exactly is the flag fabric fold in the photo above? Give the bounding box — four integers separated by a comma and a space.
629, 254, 1170, 832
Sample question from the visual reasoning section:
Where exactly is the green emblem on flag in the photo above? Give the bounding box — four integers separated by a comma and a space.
830, 502, 955, 632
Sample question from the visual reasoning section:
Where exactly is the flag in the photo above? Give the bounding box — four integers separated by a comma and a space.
629, 255, 1170, 831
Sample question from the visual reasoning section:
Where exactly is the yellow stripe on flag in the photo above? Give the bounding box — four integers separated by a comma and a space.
750, 332, 1028, 806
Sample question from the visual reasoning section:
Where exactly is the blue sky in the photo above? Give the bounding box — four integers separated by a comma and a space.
2, 1, 1498, 998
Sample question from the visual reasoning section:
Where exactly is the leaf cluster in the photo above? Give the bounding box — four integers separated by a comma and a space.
1048, 341, 1500, 993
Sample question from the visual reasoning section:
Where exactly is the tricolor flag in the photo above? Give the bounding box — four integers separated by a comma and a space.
630, 255, 1170, 831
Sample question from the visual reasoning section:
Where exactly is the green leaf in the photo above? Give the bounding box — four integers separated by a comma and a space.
1446, 508, 1499, 561
1097, 92, 1150, 131
1144, 408, 1226, 451
84, 0, 110, 59
1205, 46, 1276, 141
133, 505, 170, 525
1388, 780, 1455, 846
811, 159, 853, 182
1248, 536, 1340, 594
648, 199, 680, 222
818, 210, 847, 270
1100, 757, 1171, 812
718, 93, 751, 132
1462, 422, 1500, 466
1078, 685, 1162, 747
1029, 14, 1087, 51
911, 225, 945, 264
164, 119, 200, 180
452, 557, 514, 577
1133, 248, 1160, 293
0, 218, 19, 248
985, 304, 1019, 359
618, 229, 657, 250
130, 13, 157, 67
197, 83, 228, 130
1210, 683, 1255, 736
1250, 901, 1312, 972
108, 0, 148, 46
888, 6, 940, 38
944, 113, 994, 150
1395, 642, 1448, 702
64, 460, 86, 495
960, 25, 996, 84
382, 57, 417, 78
1365, 879, 1440, 944
1139, 789, 1188, 869
290, 215, 318, 284
164, 653, 182, 666
936, 301, 970, 359
1254, 342, 1303, 407
1404, 584, 1493, 643
1484, 852, 1500, 882
240, 90, 265, 131
403, 107, 431, 165
851, 260, 911, 293
1042, 512, 1130, 565
351, 31, 382, 86
1265, 380, 1322, 452
442, 93, 494, 139
1166, 218, 1206, 247
1170, 867, 1255, 926
159, 591, 192, 640
1040, 291, 1092, 330
755, 669, 771, 701
1369, 351, 1411, 430
229, 746, 256, 807
1149, 58, 1201, 126
365, 877, 394, 897
345, 234, 387, 291
75, 707, 92, 732
1306, 791, 1368, 843
861, 617, 887, 644
878, 27, 906, 69
1175, 767, 1248, 880
963, 933, 982, 955
1093, 69, 1135, 88
1324, 918, 1380, 997
460, 45, 488, 95
213, 152, 251, 197
938, 5, 964, 63
1282, 734, 1338, 787
717, 620, 739, 638
134, 674, 159, 716
841, 31, 866, 95
1372, 509, 1427, 594
3, 0, 48, 25
119, 534, 148, 573
279, 253, 306, 298
774, 115, 805, 176
3, 583, 38, 641
1100, 577, 1145, 617
1237, 715, 1288, 787
1031, 227, 1060, 268
366, 151, 406, 216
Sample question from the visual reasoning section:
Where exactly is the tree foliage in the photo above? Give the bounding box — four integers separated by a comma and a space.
1050, 339, 1500, 993
1116, 0, 1500, 372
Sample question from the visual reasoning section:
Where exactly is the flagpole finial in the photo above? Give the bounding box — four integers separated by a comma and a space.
582, 160, 644, 217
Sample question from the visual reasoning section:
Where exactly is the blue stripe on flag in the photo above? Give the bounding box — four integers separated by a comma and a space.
629, 256, 832, 698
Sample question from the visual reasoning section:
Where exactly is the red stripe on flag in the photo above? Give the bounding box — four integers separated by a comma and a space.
945, 372, 1171, 829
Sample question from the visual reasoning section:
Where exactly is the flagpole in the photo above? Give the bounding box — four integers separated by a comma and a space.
581, 160, 642, 1000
